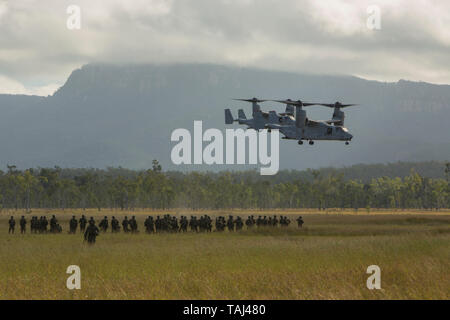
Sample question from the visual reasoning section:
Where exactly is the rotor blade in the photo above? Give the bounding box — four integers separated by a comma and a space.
271, 99, 297, 105
315, 103, 335, 108
233, 98, 268, 103
315, 103, 358, 108
271, 100, 318, 106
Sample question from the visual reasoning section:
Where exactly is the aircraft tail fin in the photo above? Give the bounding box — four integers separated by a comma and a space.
238, 109, 247, 119
225, 109, 234, 124
285, 104, 294, 115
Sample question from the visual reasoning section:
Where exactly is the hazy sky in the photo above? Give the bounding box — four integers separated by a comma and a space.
0, 0, 449, 95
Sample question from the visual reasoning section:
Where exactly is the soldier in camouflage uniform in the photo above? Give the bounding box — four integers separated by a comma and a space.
189, 216, 198, 233
8, 216, 15, 234
144, 216, 154, 233
235, 216, 243, 231
50, 215, 58, 233
227, 215, 234, 232
130, 216, 138, 233
79, 215, 87, 233
30, 216, 36, 233
20, 216, 27, 234
296, 216, 304, 228
122, 216, 130, 233
69, 216, 78, 234
111, 216, 120, 233
178, 216, 187, 232
99, 216, 109, 232
215, 216, 225, 231
256, 216, 262, 227
84, 220, 100, 245
245, 215, 255, 229
272, 215, 278, 227
205, 215, 212, 232
40, 216, 48, 233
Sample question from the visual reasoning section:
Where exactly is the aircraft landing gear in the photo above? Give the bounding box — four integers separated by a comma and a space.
298, 140, 303, 145
345, 141, 349, 145
309, 140, 314, 145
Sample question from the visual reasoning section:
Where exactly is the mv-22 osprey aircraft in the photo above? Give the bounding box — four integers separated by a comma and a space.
225, 98, 355, 145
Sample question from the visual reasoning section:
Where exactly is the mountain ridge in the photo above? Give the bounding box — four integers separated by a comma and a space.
0, 63, 449, 170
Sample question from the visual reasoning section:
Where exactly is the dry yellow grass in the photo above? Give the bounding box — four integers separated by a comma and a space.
0, 210, 449, 299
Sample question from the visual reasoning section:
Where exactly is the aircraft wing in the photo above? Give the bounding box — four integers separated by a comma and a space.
325, 119, 342, 124
307, 119, 321, 127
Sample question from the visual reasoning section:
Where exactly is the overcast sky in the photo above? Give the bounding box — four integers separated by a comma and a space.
0, 0, 449, 95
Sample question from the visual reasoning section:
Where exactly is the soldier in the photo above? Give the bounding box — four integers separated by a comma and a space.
111, 216, 120, 233
227, 215, 234, 232
272, 215, 279, 227
130, 216, 138, 233
30, 216, 36, 233
122, 216, 130, 233
99, 216, 108, 232
79, 215, 87, 233
205, 215, 212, 232
8, 216, 15, 234
280, 216, 291, 227
169, 216, 177, 233
50, 215, 58, 233
215, 216, 223, 231
155, 216, 161, 233
235, 216, 244, 231
189, 216, 198, 233
40, 216, 48, 233
296, 216, 304, 228
84, 220, 99, 245
20, 216, 27, 234
179, 216, 188, 233
69, 216, 78, 234
164, 215, 170, 232
285, 216, 291, 227
144, 216, 154, 233
256, 216, 262, 227
245, 216, 253, 229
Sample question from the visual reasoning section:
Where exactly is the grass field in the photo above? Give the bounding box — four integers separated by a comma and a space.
0, 209, 449, 299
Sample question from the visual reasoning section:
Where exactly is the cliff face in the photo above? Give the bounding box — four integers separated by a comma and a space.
0, 63, 449, 170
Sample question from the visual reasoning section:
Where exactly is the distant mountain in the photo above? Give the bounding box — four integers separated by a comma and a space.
0, 63, 449, 170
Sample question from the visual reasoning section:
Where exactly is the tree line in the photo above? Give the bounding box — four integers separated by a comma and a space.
0, 161, 448, 211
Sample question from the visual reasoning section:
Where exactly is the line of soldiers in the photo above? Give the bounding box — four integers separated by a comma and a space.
7, 214, 304, 238
8, 215, 64, 234
142, 215, 213, 233
141, 215, 302, 233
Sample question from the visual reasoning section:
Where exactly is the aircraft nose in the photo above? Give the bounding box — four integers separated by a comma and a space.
347, 133, 353, 140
